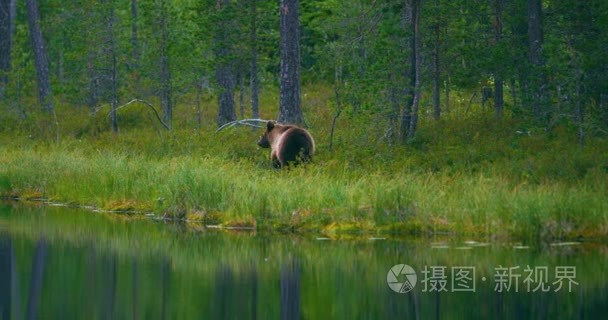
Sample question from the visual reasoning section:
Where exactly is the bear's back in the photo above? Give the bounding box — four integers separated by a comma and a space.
275, 127, 315, 166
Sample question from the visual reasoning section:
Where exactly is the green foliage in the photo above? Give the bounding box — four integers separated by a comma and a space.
1, 85, 607, 238
1, 0, 606, 136
0, 0, 607, 238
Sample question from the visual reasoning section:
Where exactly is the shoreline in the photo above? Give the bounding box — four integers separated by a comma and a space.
2, 196, 605, 242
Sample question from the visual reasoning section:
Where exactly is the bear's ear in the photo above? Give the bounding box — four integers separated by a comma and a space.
267, 121, 275, 131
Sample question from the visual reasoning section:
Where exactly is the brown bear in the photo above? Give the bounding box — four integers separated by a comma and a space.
257, 121, 315, 168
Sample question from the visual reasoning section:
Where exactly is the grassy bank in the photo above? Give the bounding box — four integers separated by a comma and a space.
1, 88, 607, 239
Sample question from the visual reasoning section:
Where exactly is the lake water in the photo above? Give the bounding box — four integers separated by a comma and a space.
0, 202, 607, 319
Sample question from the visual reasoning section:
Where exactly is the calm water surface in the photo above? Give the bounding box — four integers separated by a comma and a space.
0, 203, 607, 319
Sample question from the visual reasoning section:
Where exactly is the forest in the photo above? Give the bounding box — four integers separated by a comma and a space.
1, 0, 607, 238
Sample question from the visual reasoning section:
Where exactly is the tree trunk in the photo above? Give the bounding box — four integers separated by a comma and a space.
494, 77, 504, 118
527, 0, 547, 122
444, 75, 450, 113
389, 77, 401, 142
239, 71, 245, 118
443, 22, 450, 114
87, 52, 99, 112
0, 0, 12, 96
215, 0, 237, 127
432, 0, 440, 120
352, 3, 368, 114
329, 65, 343, 152
575, 67, 584, 146
25, 0, 54, 113
278, 0, 303, 125
407, 0, 421, 140
105, 0, 119, 133
494, 0, 504, 119
401, 0, 421, 142
159, 0, 172, 129
509, 78, 517, 110
400, 0, 416, 142
250, 0, 259, 119
131, 0, 141, 96
110, 36, 118, 134
56, 42, 65, 84
528, 0, 543, 74
196, 77, 203, 130
9, 0, 14, 37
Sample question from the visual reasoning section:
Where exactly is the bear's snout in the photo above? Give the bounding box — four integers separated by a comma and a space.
257, 136, 270, 148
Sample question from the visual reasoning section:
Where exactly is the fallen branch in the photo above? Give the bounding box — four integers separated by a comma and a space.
379, 127, 394, 142
215, 118, 269, 133
102, 99, 171, 130
465, 91, 477, 115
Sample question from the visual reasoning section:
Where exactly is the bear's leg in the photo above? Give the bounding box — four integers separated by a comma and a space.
298, 147, 311, 164
279, 151, 294, 167
271, 150, 282, 168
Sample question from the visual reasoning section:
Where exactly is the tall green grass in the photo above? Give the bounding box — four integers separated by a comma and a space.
1, 86, 607, 238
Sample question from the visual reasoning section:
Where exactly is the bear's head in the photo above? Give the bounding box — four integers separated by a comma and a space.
257, 121, 276, 148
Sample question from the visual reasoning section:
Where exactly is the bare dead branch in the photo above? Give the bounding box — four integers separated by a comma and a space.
100, 99, 171, 130
215, 118, 270, 133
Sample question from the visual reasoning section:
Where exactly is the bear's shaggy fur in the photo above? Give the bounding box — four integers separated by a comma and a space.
257, 121, 315, 168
